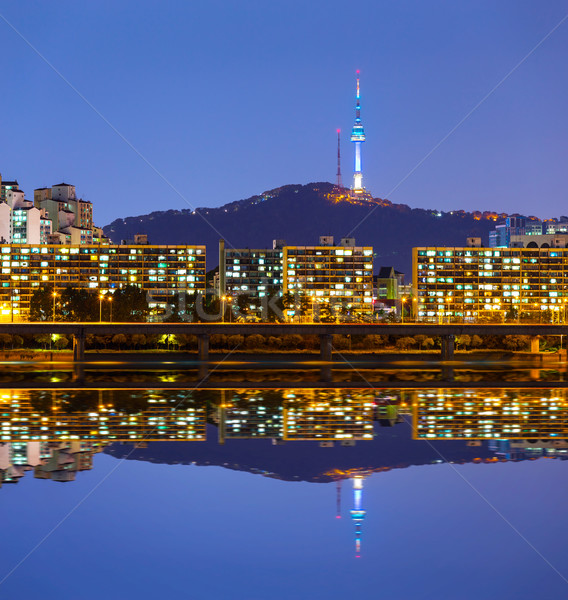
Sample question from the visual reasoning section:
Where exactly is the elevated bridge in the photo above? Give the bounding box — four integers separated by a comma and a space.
0, 322, 564, 362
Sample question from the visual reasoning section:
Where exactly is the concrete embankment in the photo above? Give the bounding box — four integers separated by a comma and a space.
0, 349, 564, 364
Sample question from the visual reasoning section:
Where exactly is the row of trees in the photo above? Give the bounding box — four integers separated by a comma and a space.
0, 333, 561, 352
30, 285, 149, 322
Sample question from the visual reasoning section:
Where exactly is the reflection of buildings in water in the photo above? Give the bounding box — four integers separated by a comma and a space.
284, 392, 374, 442
0, 441, 104, 486
0, 390, 207, 442
215, 390, 377, 445
413, 389, 568, 444
3, 387, 568, 490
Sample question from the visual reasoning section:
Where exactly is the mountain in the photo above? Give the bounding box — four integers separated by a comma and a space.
104, 423, 498, 484
103, 182, 499, 275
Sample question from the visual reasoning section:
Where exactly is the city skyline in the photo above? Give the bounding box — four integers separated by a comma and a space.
1, 2, 568, 227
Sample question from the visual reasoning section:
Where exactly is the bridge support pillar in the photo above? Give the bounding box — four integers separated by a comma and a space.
530, 336, 541, 353
198, 334, 209, 362
320, 334, 332, 362
72, 331, 85, 362
441, 334, 455, 361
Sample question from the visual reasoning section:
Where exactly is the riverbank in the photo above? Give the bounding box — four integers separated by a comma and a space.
0, 348, 564, 364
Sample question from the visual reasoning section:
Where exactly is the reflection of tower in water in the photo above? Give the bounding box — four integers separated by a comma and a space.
350, 475, 366, 558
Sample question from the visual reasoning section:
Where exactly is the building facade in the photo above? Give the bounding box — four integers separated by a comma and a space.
221, 240, 284, 310
413, 246, 568, 322
220, 237, 374, 319
284, 239, 374, 317
489, 215, 568, 247
0, 243, 206, 320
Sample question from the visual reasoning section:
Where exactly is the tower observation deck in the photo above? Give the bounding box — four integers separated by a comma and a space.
351, 70, 366, 194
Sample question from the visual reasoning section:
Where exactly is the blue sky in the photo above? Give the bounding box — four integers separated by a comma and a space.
1, 1, 568, 226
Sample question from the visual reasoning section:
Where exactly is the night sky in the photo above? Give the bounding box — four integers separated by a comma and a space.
1, 2, 568, 226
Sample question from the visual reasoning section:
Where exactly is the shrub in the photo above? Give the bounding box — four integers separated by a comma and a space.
396, 336, 417, 350
268, 336, 283, 348
227, 334, 244, 348
245, 334, 265, 349
210, 334, 228, 348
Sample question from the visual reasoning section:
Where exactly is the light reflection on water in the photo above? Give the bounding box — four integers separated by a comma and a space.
0, 371, 567, 598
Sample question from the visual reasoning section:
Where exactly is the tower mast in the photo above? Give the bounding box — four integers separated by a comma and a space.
336, 129, 342, 188
351, 70, 366, 194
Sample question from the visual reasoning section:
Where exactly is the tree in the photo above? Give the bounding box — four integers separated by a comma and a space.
112, 285, 149, 322
210, 334, 228, 348
30, 286, 58, 321
245, 334, 265, 349
318, 303, 337, 323
281, 334, 303, 349
268, 336, 283, 349
54, 335, 69, 350
456, 335, 471, 350
332, 335, 350, 350
95, 335, 109, 349
503, 335, 529, 351
60, 287, 98, 321
227, 334, 244, 348
131, 334, 147, 349
471, 335, 483, 348
262, 286, 285, 322
112, 333, 127, 350
34, 334, 51, 350
281, 292, 309, 320
362, 335, 388, 350
396, 336, 417, 351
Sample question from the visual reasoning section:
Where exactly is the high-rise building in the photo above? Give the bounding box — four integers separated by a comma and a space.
284, 237, 374, 318
0, 175, 19, 203
0, 243, 206, 320
413, 245, 568, 322
34, 183, 95, 243
221, 240, 284, 313
489, 215, 568, 248
220, 237, 374, 319
351, 71, 366, 194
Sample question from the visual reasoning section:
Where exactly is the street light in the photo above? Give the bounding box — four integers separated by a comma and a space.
99, 294, 104, 322
52, 291, 58, 322
221, 295, 226, 323
226, 296, 232, 323
401, 297, 406, 324
108, 295, 113, 323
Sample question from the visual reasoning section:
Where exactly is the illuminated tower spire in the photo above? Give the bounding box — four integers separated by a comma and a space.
336, 129, 342, 188
351, 70, 366, 193
350, 475, 366, 558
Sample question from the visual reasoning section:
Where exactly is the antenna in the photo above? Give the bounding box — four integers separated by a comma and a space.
336, 129, 342, 188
